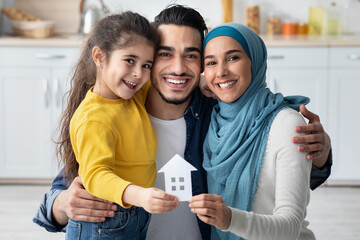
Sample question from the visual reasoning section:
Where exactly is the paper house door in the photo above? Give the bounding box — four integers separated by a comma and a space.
158, 154, 197, 201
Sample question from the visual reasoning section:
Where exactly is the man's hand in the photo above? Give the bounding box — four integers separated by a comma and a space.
52, 176, 117, 227
293, 105, 331, 168
189, 194, 232, 231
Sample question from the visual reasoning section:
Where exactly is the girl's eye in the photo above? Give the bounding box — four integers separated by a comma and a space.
143, 64, 152, 69
125, 59, 135, 64
206, 61, 216, 66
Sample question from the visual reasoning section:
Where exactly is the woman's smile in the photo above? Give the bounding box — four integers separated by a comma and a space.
216, 80, 238, 89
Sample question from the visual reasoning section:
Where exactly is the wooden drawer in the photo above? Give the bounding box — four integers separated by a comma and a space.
267, 47, 328, 68
0, 46, 79, 67
329, 47, 360, 68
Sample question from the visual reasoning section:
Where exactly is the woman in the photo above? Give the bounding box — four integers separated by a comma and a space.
189, 23, 315, 240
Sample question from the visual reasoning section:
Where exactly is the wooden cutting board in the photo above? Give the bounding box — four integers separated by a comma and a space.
15, 0, 81, 34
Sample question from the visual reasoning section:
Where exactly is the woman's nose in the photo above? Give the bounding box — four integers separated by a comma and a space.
216, 62, 228, 78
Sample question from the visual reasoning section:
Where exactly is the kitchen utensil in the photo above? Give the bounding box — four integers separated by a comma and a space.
79, 0, 110, 34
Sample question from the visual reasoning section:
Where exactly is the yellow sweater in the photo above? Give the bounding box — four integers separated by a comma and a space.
70, 81, 157, 207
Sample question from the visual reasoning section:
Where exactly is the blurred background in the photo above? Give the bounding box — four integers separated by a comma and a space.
0, 0, 359, 239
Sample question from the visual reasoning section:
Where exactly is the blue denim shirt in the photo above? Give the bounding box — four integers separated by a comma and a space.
33, 88, 332, 239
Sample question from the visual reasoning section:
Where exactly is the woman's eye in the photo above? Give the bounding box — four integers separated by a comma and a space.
125, 59, 135, 64
206, 61, 216, 66
229, 56, 239, 61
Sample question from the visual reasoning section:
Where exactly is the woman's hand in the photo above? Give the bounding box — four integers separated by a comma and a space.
189, 194, 231, 230
53, 176, 117, 226
123, 185, 179, 214
293, 104, 332, 168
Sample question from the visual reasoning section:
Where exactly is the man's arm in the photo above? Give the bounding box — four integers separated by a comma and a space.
33, 172, 116, 232
293, 105, 332, 189
52, 176, 117, 226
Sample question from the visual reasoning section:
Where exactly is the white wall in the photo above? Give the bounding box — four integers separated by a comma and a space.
2, 0, 360, 35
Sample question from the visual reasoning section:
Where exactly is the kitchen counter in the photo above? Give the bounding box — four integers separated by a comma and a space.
1, 34, 360, 47
0, 34, 85, 47
261, 34, 360, 47
0, 35, 360, 47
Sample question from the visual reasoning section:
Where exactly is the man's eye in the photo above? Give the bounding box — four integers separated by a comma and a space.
125, 59, 135, 64
159, 52, 170, 57
186, 54, 197, 59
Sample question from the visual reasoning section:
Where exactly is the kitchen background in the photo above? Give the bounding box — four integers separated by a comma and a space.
0, 0, 360, 239
1, 0, 360, 35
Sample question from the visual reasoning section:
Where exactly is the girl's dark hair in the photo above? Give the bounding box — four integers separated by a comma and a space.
153, 4, 208, 45
56, 12, 159, 184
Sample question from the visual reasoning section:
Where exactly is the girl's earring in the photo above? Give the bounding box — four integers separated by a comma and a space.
97, 62, 101, 67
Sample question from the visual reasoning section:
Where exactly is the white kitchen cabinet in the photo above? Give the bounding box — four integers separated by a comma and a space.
0, 47, 79, 179
327, 47, 360, 181
267, 46, 360, 182
266, 47, 329, 128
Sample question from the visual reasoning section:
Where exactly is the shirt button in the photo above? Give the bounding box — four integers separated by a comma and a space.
195, 113, 199, 117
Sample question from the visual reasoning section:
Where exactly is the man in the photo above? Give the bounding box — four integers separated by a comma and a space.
33, 5, 332, 240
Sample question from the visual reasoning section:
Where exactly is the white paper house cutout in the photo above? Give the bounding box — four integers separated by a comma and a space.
158, 154, 197, 201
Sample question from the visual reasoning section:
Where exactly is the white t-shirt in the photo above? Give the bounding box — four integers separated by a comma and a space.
146, 114, 202, 240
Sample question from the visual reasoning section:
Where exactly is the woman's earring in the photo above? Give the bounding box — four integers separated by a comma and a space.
97, 62, 101, 67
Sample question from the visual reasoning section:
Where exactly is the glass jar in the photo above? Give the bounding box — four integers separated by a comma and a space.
326, 2, 340, 35
282, 20, 297, 35
266, 13, 282, 35
246, 0, 260, 34
0, 0, 3, 35
308, 0, 324, 35
222, 0, 233, 23
296, 22, 309, 35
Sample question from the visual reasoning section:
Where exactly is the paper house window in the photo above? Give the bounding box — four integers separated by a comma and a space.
158, 154, 197, 201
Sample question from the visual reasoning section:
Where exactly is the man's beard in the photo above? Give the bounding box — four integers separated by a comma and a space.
154, 84, 195, 105
151, 74, 198, 105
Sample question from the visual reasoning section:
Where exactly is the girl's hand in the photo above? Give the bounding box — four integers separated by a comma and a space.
123, 185, 178, 214
199, 74, 217, 99
189, 194, 231, 230
139, 187, 179, 214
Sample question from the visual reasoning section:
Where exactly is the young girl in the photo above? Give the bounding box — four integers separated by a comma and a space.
56, 12, 178, 239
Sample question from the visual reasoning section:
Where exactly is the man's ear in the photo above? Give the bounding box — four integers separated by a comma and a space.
92, 46, 105, 67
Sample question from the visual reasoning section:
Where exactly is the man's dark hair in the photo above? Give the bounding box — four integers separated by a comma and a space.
153, 4, 208, 45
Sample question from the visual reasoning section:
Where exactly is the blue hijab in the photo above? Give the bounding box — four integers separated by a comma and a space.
202, 23, 310, 240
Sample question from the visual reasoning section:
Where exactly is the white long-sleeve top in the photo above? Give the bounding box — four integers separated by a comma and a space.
226, 108, 315, 240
